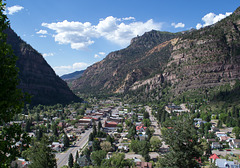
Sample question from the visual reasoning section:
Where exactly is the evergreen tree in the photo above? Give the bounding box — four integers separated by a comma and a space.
89, 132, 94, 141
22, 136, 56, 168
0, 1, 29, 167
51, 122, 58, 137
75, 150, 79, 162
83, 148, 91, 160
90, 150, 107, 166
159, 116, 203, 168
98, 121, 102, 132
36, 128, 43, 141
233, 127, 240, 139
63, 133, 70, 148
25, 119, 31, 132
73, 162, 80, 168
92, 122, 97, 137
92, 139, 101, 151
68, 153, 73, 168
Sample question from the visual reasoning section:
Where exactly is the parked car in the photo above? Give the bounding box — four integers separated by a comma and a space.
226, 149, 231, 151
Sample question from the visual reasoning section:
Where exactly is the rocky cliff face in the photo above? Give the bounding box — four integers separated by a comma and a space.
6, 28, 81, 105
163, 7, 240, 94
71, 31, 178, 93
71, 7, 240, 102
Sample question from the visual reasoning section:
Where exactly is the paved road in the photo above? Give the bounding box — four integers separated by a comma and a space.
145, 106, 168, 148
212, 149, 240, 156
56, 128, 92, 168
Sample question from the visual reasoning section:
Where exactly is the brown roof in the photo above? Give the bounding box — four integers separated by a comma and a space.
136, 162, 152, 168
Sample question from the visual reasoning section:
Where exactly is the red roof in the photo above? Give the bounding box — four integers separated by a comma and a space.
136, 125, 147, 131
209, 154, 220, 160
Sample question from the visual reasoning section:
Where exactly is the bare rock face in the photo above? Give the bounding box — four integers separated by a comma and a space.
71, 30, 178, 93
71, 7, 240, 100
163, 7, 240, 94
6, 28, 81, 105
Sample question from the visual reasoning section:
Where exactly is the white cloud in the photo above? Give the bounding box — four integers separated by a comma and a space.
42, 53, 54, 57
171, 22, 185, 28
42, 16, 163, 50
94, 52, 106, 58
196, 12, 232, 29
39, 35, 47, 38
122, 17, 135, 21
53, 62, 89, 76
72, 62, 89, 69
99, 52, 105, 55
7, 5, 24, 15
94, 54, 100, 58
36, 30, 48, 34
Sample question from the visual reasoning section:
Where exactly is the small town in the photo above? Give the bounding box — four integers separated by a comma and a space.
7, 96, 240, 168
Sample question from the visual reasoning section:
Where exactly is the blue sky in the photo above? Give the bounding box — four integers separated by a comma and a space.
5, 0, 240, 76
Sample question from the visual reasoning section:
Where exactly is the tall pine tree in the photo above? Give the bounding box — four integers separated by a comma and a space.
159, 116, 203, 168
68, 153, 73, 168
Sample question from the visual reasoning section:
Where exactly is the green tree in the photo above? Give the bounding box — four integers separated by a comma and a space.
143, 111, 150, 119
73, 162, 80, 168
106, 135, 114, 144
83, 148, 91, 160
233, 126, 240, 139
98, 120, 102, 132
92, 122, 97, 137
150, 136, 162, 151
25, 119, 31, 132
68, 153, 73, 168
0, 1, 29, 167
90, 150, 107, 166
75, 150, 79, 162
100, 141, 112, 152
102, 153, 135, 168
89, 132, 94, 141
23, 136, 56, 168
159, 116, 203, 168
63, 133, 70, 148
92, 139, 101, 151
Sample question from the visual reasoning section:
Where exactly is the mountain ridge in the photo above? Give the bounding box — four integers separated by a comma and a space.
70, 6, 240, 104
6, 28, 81, 105
61, 70, 85, 80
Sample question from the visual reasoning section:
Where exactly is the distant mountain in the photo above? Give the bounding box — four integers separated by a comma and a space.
6, 28, 81, 106
61, 70, 85, 80
71, 6, 240, 103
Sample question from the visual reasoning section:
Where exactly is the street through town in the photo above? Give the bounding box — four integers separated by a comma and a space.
55, 128, 92, 168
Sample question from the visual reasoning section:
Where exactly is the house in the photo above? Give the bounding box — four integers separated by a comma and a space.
219, 136, 230, 142
77, 155, 91, 167
51, 142, 64, 152
118, 145, 129, 152
209, 154, 220, 162
215, 159, 235, 168
104, 121, 118, 127
210, 126, 220, 133
11, 158, 30, 168
79, 118, 92, 125
133, 157, 141, 163
136, 125, 147, 132
216, 132, 228, 138
136, 162, 153, 168
211, 142, 222, 149
229, 139, 240, 148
